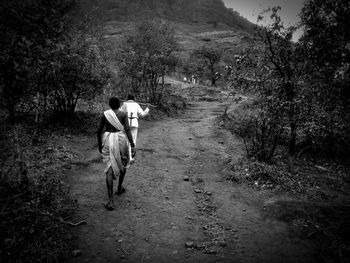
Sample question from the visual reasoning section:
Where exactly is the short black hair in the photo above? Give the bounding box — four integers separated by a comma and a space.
109, 97, 120, 109
127, 94, 135, 100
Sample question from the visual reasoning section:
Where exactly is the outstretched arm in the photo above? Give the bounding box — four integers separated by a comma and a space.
137, 104, 149, 118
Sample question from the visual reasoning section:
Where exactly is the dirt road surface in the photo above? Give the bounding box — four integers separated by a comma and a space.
67, 99, 317, 263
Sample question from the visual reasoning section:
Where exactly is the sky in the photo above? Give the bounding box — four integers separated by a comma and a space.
222, 0, 305, 39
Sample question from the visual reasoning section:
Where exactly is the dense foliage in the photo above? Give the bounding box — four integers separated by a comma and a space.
300, 0, 350, 158
0, 0, 109, 120
0, 0, 106, 261
228, 3, 350, 162
190, 44, 223, 86
118, 19, 179, 103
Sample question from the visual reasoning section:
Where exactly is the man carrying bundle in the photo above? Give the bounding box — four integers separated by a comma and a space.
97, 97, 136, 211
121, 94, 150, 163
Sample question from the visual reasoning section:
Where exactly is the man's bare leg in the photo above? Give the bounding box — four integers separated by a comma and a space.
105, 167, 115, 210
117, 169, 126, 195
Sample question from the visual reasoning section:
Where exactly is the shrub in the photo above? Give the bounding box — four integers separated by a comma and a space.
0, 172, 76, 262
225, 100, 282, 162
0, 124, 76, 262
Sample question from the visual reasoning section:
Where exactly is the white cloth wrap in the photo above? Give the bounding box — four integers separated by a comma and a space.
102, 109, 130, 176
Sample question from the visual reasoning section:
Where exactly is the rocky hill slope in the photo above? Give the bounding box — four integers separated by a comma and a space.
85, 0, 254, 33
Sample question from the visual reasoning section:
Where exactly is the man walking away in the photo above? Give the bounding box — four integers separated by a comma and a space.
97, 97, 136, 211
121, 94, 150, 163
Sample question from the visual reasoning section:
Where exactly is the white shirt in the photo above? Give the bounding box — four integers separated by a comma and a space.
121, 100, 149, 128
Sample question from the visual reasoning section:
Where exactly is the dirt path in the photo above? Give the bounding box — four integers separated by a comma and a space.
67, 100, 317, 263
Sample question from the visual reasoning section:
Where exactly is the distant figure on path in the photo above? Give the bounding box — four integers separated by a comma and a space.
97, 97, 136, 211
121, 94, 150, 163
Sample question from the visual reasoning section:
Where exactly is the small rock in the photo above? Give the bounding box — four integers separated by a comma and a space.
121, 255, 125, 259
242, 209, 246, 212
194, 189, 202, 193
185, 241, 194, 248
219, 241, 227, 247
206, 249, 216, 254
194, 243, 203, 249
183, 176, 189, 181
118, 239, 123, 243
63, 164, 72, 169
185, 216, 194, 220
206, 192, 212, 196
72, 250, 82, 257
188, 137, 193, 140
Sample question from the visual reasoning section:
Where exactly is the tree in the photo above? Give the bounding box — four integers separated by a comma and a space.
256, 7, 308, 156
192, 44, 222, 86
0, 0, 110, 119
0, 0, 76, 120
45, 35, 109, 116
299, 0, 350, 157
228, 7, 310, 159
118, 19, 179, 103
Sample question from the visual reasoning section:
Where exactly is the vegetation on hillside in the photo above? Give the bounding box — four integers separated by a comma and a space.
1, 0, 349, 261
0, 0, 106, 261
117, 19, 179, 104
0, 0, 110, 121
227, 3, 350, 162
223, 2, 350, 261
82, 0, 255, 33
189, 44, 223, 87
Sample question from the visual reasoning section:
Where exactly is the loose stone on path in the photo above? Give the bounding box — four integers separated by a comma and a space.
185, 241, 194, 248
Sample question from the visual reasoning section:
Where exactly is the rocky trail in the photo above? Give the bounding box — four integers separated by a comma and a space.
67, 95, 317, 262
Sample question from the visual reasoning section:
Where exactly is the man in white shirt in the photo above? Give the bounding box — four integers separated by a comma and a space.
120, 94, 150, 163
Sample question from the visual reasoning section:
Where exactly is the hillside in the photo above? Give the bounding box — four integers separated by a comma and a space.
84, 0, 255, 33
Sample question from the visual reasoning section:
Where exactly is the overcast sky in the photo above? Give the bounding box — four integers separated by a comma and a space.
223, 0, 304, 25
222, 0, 305, 39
